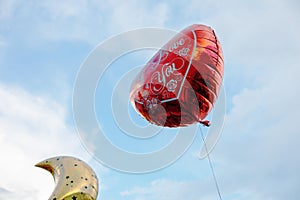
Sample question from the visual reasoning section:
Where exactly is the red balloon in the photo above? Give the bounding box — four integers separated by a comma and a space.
130, 24, 224, 127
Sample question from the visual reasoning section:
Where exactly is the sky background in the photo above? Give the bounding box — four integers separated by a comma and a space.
0, 0, 300, 199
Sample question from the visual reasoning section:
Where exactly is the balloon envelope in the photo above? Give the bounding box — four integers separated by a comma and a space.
130, 24, 224, 127
35, 156, 99, 200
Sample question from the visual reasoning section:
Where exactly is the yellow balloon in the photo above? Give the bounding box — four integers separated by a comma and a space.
35, 156, 99, 200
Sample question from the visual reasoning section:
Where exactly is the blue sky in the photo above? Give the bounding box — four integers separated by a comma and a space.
0, 0, 300, 199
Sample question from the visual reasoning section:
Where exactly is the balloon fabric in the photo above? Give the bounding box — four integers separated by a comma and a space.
130, 24, 224, 127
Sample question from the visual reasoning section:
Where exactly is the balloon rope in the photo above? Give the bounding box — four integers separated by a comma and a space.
199, 126, 223, 200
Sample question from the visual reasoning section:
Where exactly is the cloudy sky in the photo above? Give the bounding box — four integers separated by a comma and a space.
0, 0, 300, 199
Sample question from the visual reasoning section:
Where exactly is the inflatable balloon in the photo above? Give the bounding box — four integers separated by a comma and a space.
35, 156, 99, 200
130, 24, 224, 127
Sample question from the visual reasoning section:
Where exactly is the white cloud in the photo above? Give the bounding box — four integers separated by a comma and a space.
0, 0, 170, 45
35, 0, 98, 42
0, 187, 34, 200
120, 179, 220, 200
0, 35, 5, 46
39, 0, 88, 19
184, 0, 300, 86
107, 0, 169, 31
0, 83, 99, 199
214, 61, 300, 199
0, 0, 16, 20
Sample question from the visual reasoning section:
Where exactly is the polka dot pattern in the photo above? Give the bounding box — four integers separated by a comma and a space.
35, 156, 99, 200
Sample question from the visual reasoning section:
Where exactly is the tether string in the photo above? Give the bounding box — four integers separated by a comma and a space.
199, 126, 223, 200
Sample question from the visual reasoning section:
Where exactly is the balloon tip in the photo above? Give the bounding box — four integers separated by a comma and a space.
200, 120, 210, 127
34, 160, 55, 174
